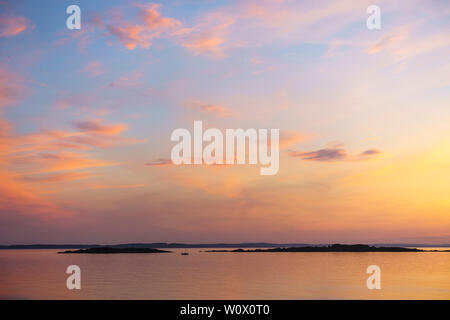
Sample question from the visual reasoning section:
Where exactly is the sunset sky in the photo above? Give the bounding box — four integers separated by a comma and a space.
0, 0, 449, 244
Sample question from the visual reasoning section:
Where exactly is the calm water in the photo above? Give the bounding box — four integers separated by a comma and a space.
0, 249, 449, 299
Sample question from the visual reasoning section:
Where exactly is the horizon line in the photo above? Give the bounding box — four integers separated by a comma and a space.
1, 242, 450, 248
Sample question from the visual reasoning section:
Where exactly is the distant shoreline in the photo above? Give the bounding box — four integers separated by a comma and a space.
1, 242, 450, 250
204, 244, 450, 253
2, 243, 450, 254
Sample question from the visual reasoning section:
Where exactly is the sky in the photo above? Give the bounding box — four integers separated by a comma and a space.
0, 0, 449, 244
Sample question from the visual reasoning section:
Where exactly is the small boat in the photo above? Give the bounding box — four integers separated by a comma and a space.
181, 252, 189, 255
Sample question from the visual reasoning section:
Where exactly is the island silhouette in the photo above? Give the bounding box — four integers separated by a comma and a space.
54, 244, 450, 254
58, 247, 171, 254
204, 244, 443, 253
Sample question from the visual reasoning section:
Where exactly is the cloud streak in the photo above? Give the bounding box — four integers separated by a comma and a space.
288, 144, 381, 162
0, 15, 29, 37
0, 66, 26, 108
189, 101, 234, 118
145, 158, 172, 167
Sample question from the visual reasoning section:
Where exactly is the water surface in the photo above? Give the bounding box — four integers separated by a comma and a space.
0, 249, 449, 299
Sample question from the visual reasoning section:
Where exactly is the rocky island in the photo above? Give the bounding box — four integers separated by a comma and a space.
205, 244, 428, 253
58, 247, 171, 254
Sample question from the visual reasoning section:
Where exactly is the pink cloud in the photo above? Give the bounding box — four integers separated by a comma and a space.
180, 13, 234, 58
109, 70, 144, 88
73, 118, 127, 135
0, 66, 26, 108
107, 3, 180, 50
367, 27, 410, 55
189, 101, 234, 118
82, 61, 105, 77
108, 25, 149, 50
11, 118, 141, 153
137, 3, 180, 31
183, 35, 225, 58
0, 15, 29, 37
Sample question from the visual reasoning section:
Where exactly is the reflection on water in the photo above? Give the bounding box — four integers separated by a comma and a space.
0, 249, 449, 299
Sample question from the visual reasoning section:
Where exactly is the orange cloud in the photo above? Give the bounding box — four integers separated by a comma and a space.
73, 119, 127, 135
0, 15, 29, 37
0, 121, 73, 220
67, 134, 140, 148
278, 130, 305, 149
0, 171, 73, 219
137, 3, 180, 31
20, 171, 96, 183
108, 3, 180, 50
0, 112, 143, 223
4, 118, 138, 177
189, 101, 234, 117
145, 158, 172, 167
12, 151, 115, 172
180, 13, 234, 58
0, 72, 135, 222
183, 36, 225, 57
88, 183, 145, 190
108, 25, 149, 50
12, 118, 136, 152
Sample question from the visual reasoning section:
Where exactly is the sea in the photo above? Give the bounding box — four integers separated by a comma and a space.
0, 248, 449, 299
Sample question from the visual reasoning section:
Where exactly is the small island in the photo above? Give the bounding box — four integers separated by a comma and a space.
58, 247, 171, 254
205, 244, 428, 253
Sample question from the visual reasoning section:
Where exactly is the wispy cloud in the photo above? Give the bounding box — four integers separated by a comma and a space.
0, 15, 30, 37
360, 149, 381, 156
288, 143, 381, 162
82, 61, 105, 77
73, 118, 127, 135
288, 148, 348, 162
176, 0, 367, 58
366, 23, 450, 63
107, 3, 180, 50
278, 130, 305, 149
88, 183, 145, 190
12, 151, 115, 173
0, 66, 26, 108
109, 71, 144, 88
180, 12, 234, 58
189, 101, 234, 118
20, 171, 96, 183
145, 158, 172, 167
